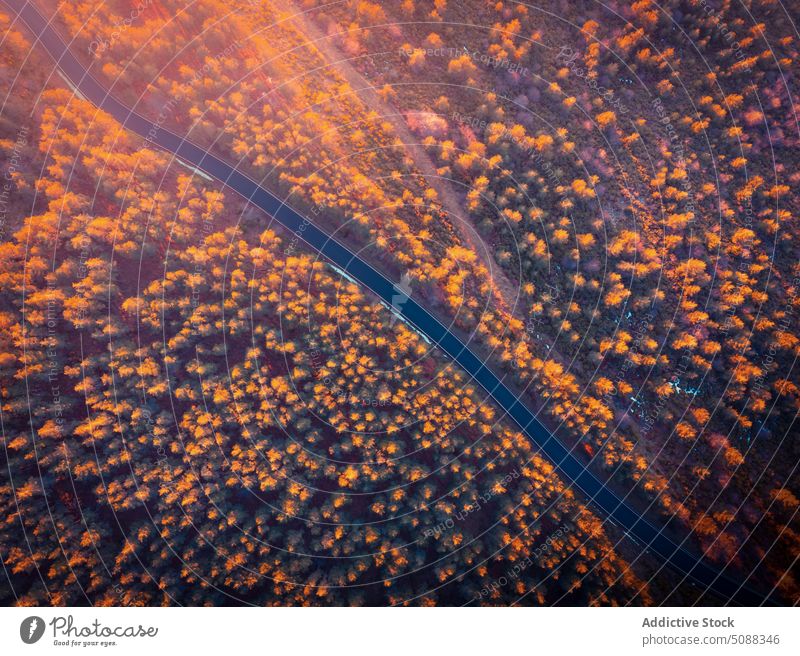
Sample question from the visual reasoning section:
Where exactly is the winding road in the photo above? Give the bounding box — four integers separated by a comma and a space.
5, 0, 774, 606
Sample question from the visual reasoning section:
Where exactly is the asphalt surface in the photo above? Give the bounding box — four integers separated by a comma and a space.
5, 0, 775, 606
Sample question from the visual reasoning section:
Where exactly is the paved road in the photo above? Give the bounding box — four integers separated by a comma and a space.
6, 0, 773, 606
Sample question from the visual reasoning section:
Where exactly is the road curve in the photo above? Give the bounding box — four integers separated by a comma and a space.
5, 0, 774, 606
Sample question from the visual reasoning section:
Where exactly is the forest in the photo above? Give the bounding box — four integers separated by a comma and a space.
0, 0, 797, 606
